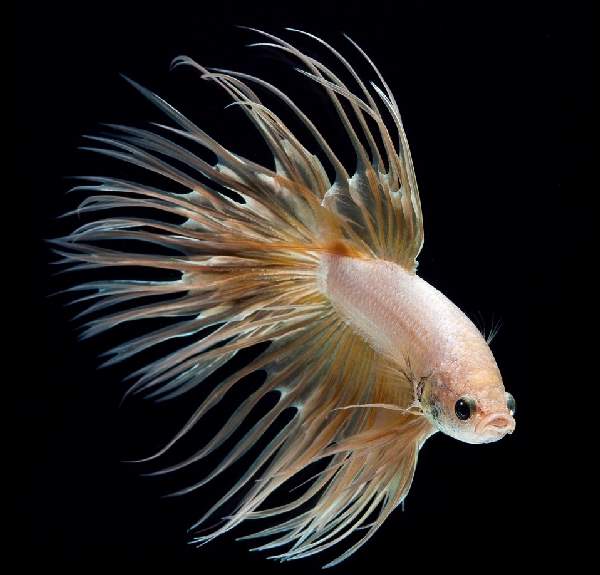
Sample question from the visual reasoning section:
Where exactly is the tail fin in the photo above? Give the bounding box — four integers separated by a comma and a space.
54, 30, 433, 566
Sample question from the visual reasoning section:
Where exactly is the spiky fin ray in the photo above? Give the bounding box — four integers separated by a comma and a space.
55, 30, 432, 566
238, 28, 423, 268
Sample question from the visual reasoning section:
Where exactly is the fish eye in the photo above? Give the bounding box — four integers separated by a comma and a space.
506, 392, 516, 416
455, 397, 476, 421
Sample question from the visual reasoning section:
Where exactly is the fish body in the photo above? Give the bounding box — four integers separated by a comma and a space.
321, 253, 514, 444
55, 29, 515, 566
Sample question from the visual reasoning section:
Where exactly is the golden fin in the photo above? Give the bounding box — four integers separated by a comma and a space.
54, 30, 433, 566
241, 28, 424, 270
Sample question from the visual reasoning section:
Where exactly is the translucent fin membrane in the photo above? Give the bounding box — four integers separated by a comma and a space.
54, 29, 431, 566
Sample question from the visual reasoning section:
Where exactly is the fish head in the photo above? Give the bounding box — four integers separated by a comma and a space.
420, 368, 516, 444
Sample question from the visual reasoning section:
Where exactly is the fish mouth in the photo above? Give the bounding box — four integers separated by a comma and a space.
476, 412, 516, 438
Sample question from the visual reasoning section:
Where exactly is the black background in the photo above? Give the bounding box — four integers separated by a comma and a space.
17, 0, 588, 571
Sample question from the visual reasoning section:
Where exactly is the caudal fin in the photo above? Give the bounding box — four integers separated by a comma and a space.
54, 30, 432, 566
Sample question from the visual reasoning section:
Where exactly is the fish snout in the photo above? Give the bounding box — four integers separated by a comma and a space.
476, 412, 516, 437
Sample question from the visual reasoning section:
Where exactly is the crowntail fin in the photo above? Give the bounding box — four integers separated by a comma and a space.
54, 31, 431, 566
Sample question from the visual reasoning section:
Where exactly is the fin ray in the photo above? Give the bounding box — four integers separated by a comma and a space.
57, 31, 432, 565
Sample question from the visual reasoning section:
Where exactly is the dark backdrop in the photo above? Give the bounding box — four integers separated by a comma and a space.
17, 0, 587, 571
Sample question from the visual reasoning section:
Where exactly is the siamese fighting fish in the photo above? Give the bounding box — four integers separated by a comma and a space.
54, 29, 516, 567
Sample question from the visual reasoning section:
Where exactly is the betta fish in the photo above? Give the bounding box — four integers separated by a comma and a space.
53, 28, 516, 567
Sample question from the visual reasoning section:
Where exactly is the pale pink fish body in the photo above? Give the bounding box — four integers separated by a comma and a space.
321, 254, 515, 444
56, 29, 516, 568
